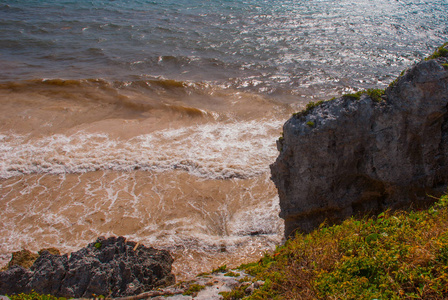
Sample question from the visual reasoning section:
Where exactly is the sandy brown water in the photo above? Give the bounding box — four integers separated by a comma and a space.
0, 171, 281, 279
0, 79, 294, 280
2, 0, 447, 282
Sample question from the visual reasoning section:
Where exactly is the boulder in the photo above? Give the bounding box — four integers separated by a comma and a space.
0, 237, 175, 298
5, 249, 39, 270
271, 53, 448, 237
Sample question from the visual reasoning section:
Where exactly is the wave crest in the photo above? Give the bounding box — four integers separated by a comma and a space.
0, 120, 282, 179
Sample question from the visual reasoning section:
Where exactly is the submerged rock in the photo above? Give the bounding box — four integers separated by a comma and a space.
0, 236, 175, 298
271, 52, 448, 237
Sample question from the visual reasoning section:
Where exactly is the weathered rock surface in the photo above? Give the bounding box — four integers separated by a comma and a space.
116, 268, 254, 300
271, 54, 448, 237
0, 236, 175, 298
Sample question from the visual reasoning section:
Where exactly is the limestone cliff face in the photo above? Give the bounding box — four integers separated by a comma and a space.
271, 55, 448, 237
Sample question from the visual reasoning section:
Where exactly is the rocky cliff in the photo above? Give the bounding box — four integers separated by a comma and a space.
271, 48, 448, 237
0, 236, 175, 298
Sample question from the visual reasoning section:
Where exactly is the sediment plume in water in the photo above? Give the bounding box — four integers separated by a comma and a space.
1, 0, 446, 280
0, 79, 288, 279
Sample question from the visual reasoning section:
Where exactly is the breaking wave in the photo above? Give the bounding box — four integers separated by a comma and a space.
0, 119, 282, 179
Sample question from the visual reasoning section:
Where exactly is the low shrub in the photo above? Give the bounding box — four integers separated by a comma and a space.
235, 195, 448, 299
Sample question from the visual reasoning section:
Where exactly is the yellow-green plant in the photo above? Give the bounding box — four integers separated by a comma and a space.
424, 42, 448, 60
235, 195, 448, 299
7, 292, 66, 300
344, 88, 385, 102
183, 284, 206, 296
212, 264, 228, 274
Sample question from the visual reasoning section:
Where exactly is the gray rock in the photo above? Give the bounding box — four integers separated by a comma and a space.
0, 237, 175, 298
0, 266, 32, 295
271, 55, 448, 237
245, 284, 255, 295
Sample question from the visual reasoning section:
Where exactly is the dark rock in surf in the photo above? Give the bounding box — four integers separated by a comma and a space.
271, 50, 448, 237
0, 236, 175, 297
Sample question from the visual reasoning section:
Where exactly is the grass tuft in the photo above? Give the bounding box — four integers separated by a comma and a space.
425, 42, 448, 61
220, 288, 246, 300
306, 121, 315, 127
7, 292, 66, 300
293, 100, 325, 118
343, 89, 385, 102
183, 284, 206, 296
293, 89, 385, 120
212, 264, 228, 274
224, 271, 241, 277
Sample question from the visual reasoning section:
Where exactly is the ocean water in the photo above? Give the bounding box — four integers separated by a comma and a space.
0, 0, 447, 279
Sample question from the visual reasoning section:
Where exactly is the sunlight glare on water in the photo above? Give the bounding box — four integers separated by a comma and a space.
0, 0, 447, 279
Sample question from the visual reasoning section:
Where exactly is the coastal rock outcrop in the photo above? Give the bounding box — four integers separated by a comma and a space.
271, 52, 448, 237
0, 236, 175, 298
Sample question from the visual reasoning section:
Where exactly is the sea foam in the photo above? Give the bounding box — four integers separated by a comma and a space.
0, 119, 282, 179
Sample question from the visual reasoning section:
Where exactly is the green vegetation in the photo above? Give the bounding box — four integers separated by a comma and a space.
388, 77, 400, 89
292, 43, 448, 121
220, 288, 246, 300
225, 271, 241, 277
293, 100, 325, 118
388, 69, 407, 89
94, 242, 102, 249
228, 195, 448, 299
212, 264, 228, 274
424, 42, 448, 60
304, 100, 325, 112
183, 284, 206, 296
7, 292, 66, 300
277, 132, 284, 152
239, 276, 253, 283
343, 88, 385, 102
389, 43, 448, 89
365, 88, 385, 102
293, 88, 385, 120
306, 121, 315, 127
343, 91, 364, 100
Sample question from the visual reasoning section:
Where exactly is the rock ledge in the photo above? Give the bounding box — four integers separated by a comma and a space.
0, 237, 175, 298
271, 55, 448, 237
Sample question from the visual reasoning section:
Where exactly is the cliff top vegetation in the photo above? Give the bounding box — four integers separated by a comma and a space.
292, 42, 448, 120
425, 42, 448, 60
222, 195, 448, 299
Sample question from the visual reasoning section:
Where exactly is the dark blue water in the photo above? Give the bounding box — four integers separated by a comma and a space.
1, 0, 447, 99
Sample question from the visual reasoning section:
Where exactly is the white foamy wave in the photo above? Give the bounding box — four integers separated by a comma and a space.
0, 120, 282, 179
228, 196, 283, 236
0, 170, 283, 279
